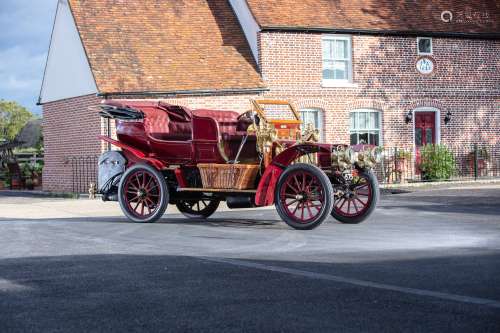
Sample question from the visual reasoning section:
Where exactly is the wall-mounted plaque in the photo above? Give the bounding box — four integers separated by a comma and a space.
415, 56, 435, 75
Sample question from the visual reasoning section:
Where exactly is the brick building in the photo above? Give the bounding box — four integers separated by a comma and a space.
39, 0, 500, 192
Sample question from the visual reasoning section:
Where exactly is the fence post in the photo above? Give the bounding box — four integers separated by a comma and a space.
473, 143, 478, 181
394, 147, 398, 183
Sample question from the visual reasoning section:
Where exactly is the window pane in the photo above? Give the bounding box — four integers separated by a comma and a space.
418, 38, 431, 53
358, 112, 368, 129
350, 113, 356, 130
358, 132, 368, 144
334, 39, 347, 59
373, 112, 380, 129
426, 128, 433, 144
323, 60, 335, 80
415, 128, 423, 146
369, 132, 380, 146
323, 40, 333, 59
350, 133, 358, 145
333, 61, 347, 80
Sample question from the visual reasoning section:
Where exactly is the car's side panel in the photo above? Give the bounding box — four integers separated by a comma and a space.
115, 121, 151, 155
192, 115, 228, 164
148, 138, 192, 164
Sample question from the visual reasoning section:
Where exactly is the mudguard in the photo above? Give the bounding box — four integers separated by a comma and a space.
255, 143, 333, 206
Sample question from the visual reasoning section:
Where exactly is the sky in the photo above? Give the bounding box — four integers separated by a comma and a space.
0, 0, 57, 115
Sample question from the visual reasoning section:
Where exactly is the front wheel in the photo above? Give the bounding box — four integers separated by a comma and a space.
118, 164, 169, 223
275, 163, 334, 230
331, 169, 379, 224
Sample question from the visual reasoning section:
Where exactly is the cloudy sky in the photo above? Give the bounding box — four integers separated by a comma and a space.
0, 0, 57, 115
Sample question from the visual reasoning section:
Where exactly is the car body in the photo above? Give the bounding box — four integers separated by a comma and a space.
97, 99, 380, 229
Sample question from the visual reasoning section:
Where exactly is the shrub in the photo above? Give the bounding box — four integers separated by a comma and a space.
419, 144, 456, 181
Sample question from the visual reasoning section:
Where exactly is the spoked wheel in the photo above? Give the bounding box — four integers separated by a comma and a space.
275, 163, 333, 230
176, 198, 220, 219
331, 169, 379, 224
118, 164, 168, 223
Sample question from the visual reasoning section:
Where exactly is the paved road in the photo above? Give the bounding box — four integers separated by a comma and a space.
1, 185, 500, 332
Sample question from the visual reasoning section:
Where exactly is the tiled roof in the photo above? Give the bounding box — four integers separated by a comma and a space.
246, 0, 499, 36
68, 0, 265, 94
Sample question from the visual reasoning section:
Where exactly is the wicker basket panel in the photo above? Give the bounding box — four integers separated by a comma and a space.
198, 164, 259, 190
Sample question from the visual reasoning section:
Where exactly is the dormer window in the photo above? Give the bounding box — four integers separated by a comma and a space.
417, 37, 432, 55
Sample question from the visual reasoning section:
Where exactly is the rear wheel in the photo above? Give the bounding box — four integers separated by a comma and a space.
331, 169, 379, 224
176, 198, 220, 219
275, 163, 334, 230
118, 164, 168, 223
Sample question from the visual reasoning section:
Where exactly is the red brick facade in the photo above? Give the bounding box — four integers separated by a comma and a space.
258, 32, 500, 146
42, 32, 500, 192
42, 94, 104, 192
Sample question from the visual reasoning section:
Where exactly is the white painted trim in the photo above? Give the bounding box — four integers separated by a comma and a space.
417, 37, 433, 55
322, 34, 353, 85
39, 0, 97, 104
321, 81, 358, 88
412, 107, 441, 147
349, 109, 383, 146
229, 0, 261, 65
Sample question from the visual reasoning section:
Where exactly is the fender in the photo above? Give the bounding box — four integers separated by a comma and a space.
98, 135, 167, 170
255, 143, 333, 206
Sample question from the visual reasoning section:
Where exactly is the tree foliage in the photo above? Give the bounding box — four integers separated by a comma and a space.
0, 100, 34, 142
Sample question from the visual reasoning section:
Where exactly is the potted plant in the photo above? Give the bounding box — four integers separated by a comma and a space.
25, 178, 34, 190
467, 147, 489, 176
31, 161, 44, 187
394, 149, 412, 173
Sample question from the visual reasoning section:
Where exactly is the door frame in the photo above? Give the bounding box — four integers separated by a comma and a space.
412, 107, 441, 147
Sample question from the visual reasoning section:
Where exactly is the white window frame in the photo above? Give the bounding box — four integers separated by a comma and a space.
300, 108, 325, 141
349, 109, 383, 146
417, 37, 433, 55
322, 35, 353, 87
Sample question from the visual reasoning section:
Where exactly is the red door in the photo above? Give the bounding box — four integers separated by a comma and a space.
415, 112, 436, 147
415, 112, 436, 173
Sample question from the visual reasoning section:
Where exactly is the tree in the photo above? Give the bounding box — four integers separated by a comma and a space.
0, 100, 34, 142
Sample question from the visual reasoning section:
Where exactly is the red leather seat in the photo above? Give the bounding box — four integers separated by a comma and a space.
144, 107, 192, 141
193, 109, 240, 135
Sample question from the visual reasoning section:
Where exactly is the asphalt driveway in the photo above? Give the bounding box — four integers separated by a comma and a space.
0, 185, 499, 332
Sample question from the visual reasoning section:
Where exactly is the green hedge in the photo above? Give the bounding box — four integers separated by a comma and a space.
420, 144, 456, 181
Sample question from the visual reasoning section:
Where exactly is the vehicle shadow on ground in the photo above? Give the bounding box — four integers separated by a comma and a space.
0, 253, 499, 332
0, 214, 287, 229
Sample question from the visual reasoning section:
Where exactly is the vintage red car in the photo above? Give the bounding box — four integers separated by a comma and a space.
96, 99, 380, 230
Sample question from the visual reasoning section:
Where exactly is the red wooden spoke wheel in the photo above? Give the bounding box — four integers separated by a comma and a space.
331, 170, 379, 224
275, 163, 333, 230
118, 164, 168, 223
176, 198, 220, 219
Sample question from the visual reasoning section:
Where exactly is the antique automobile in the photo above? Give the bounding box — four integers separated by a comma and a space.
96, 99, 380, 230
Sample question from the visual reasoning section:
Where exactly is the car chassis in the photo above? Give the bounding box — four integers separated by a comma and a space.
96, 99, 381, 229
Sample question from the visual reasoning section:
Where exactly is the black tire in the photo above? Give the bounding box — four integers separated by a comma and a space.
118, 164, 169, 223
331, 169, 379, 224
275, 163, 334, 230
176, 199, 220, 219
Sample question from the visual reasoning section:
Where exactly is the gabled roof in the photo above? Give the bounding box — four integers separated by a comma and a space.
68, 0, 265, 95
246, 0, 500, 37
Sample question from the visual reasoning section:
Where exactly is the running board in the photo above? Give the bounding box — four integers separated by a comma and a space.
177, 188, 257, 194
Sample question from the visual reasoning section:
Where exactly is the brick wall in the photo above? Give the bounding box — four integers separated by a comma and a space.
42, 94, 104, 192
259, 32, 500, 147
